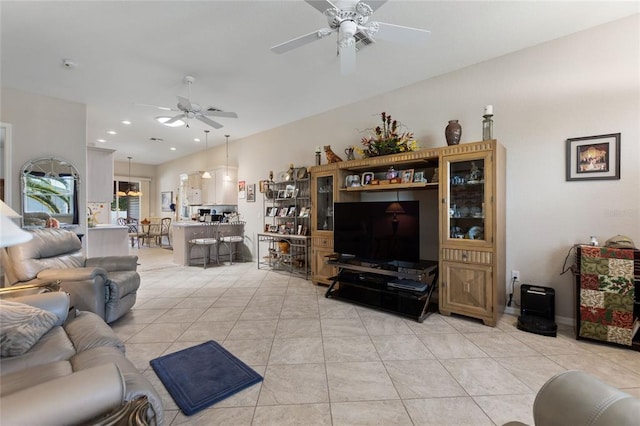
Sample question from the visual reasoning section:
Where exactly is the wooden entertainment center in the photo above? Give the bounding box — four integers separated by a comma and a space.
310, 140, 506, 326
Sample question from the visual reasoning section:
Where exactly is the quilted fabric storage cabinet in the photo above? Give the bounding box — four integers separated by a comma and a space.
575, 245, 639, 349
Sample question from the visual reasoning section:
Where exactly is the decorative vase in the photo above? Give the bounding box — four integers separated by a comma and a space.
445, 120, 462, 146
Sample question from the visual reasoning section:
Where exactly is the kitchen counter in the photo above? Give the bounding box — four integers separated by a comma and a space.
173, 221, 245, 266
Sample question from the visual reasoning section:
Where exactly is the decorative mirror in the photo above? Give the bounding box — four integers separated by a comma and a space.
21, 157, 80, 227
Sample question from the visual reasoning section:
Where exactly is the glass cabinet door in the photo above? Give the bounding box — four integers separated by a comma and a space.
313, 174, 334, 232
442, 152, 493, 245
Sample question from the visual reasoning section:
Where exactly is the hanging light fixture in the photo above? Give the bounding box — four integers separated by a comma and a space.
202, 130, 212, 179
224, 134, 231, 181
118, 157, 143, 197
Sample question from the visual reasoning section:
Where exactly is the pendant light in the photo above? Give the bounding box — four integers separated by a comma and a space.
224, 134, 231, 181
123, 157, 142, 197
202, 130, 212, 179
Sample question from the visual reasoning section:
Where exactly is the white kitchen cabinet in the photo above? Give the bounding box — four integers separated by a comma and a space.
202, 166, 237, 205
87, 147, 114, 202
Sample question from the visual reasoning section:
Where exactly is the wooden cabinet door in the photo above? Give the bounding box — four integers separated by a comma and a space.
439, 260, 493, 325
311, 236, 336, 285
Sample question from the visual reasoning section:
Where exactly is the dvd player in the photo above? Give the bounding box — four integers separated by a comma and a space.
387, 279, 428, 292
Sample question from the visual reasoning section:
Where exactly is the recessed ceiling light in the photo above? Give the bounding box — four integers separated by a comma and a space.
121, 120, 131, 125
97, 139, 107, 143
156, 116, 185, 127
170, 147, 177, 151
194, 138, 200, 142
107, 130, 117, 135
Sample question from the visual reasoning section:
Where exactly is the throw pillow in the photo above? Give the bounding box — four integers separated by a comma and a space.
0, 299, 58, 357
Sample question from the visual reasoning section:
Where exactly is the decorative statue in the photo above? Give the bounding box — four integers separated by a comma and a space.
324, 145, 343, 163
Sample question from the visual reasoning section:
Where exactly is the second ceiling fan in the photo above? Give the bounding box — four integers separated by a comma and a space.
148, 76, 238, 129
271, 0, 430, 75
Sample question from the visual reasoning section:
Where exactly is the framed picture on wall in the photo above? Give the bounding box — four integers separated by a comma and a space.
161, 191, 172, 212
238, 180, 246, 198
247, 184, 256, 202
566, 133, 620, 181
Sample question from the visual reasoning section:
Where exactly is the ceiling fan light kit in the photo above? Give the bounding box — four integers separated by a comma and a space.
156, 116, 185, 127
271, 0, 430, 75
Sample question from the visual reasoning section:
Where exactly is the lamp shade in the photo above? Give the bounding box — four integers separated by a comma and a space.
0, 215, 32, 248
0, 200, 21, 218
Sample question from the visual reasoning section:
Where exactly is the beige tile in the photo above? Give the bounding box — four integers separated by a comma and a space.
404, 397, 494, 425
199, 306, 244, 322
214, 365, 266, 408
360, 315, 414, 336
269, 337, 325, 364
321, 317, 368, 337
465, 332, 540, 357
125, 342, 172, 372
134, 297, 183, 309
405, 314, 459, 334
154, 307, 206, 323
474, 394, 536, 425
370, 334, 434, 361
496, 356, 566, 392
418, 333, 488, 359
318, 298, 360, 319
220, 339, 273, 367
331, 400, 413, 426
323, 336, 380, 362
176, 320, 235, 342
227, 319, 278, 340
258, 364, 329, 405
238, 304, 282, 321
385, 359, 467, 398
510, 330, 593, 355
442, 315, 502, 333
253, 403, 332, 426
173, 297, 218, 309
212, 295, 252, 307
171, 406, 254, 425
548, 353, 640, 388
275, 318, 322, 338
326, 361, 399, 402
127, 322, 190, 343
441, 358, 531, 396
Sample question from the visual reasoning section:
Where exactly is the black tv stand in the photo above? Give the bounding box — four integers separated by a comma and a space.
325, 256, 439, 323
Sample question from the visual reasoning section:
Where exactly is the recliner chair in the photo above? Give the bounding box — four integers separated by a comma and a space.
2, 228, 139, 323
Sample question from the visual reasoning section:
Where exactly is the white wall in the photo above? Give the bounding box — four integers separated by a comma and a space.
159, 15, 638, 321
0, 87, 88, 228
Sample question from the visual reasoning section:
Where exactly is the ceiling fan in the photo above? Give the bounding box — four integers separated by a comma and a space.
271, 0, 430, 75
141, 76, 238, 129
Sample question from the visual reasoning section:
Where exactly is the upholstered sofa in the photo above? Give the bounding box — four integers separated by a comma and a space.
505, 370, 640, 426
0, 292, 164, 425
2, 228, 139, 323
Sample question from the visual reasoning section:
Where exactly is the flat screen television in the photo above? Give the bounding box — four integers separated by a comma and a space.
333, 200, 420, 264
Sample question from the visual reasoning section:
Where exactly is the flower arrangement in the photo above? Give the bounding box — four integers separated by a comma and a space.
359, 112, 418, 157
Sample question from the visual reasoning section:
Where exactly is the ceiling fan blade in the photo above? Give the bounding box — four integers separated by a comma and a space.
177, 95, 193, 111
339, 37, 356, 75
196, 115, 224, 129
372, 22, 430, 44
164, 114, 186, 125
304, 0, 337, 14
203, 110, 238, 119
364, 0, 388, 13
135, 103, 175, 111
271, 28, 335, 54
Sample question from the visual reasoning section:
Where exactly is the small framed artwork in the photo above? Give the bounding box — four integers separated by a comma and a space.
259, 180, 270, 193
279, 207, 288, 217
413, 171, 426, 183
361, 172, 374, 185
264, 224, 270, 232
401, 169, 414, 184
566, 133, 621, 181
297, 224, 303, 235
266, 207, 277, 217
247, 183, 256, 202
161, 191, 173, 212
277, 189, 286, 199
238, 181, 246, 199
300, 226, 308, 236
269, 225, 278, 233
288, 206, 296, 217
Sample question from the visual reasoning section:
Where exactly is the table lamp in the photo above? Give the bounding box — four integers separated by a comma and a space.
0, 200, 32, 248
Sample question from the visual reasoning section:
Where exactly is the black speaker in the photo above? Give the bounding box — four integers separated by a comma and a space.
517, 284, 557, 337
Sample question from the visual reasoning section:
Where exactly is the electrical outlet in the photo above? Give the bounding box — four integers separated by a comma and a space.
511, 270, 520, 280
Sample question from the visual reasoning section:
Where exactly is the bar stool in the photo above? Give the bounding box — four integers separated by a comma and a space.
188, 222, 220, 269
219, 221, 245, 264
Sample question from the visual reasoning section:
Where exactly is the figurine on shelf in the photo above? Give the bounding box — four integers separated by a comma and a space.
324, 145, 343, 163
469, 162, 483, 182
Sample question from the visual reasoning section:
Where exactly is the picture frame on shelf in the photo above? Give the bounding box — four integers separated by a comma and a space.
288, 206, 296, 217
269, 225, 278, 233
259, 180, 270, 193
266, 207, 277, 217
279, 207, 289, 217
361, 172, 374, 185
413, 171, 426, 183
297, 224, 303, 235
401, 169, 414, 184
277, 189, 286, 199
566, 133, 621, 181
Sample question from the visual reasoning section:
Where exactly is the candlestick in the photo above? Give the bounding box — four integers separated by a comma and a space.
315, 146, 321, 154
315, 152, 321, 166
484, 105, 493, 116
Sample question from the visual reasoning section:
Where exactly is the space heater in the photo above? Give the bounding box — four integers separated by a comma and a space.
517, 284, 558, 337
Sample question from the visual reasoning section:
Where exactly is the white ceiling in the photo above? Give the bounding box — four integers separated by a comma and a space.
1, 1, 637, 165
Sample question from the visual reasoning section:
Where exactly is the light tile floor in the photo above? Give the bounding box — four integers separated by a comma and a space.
111, 247, 640, 425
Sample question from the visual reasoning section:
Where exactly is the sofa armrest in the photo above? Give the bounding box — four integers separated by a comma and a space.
4, 292, 70, 326
0, 363, 125, 426
36, 268, 108, 320
37, 266, 108, 282
86, 255, 139, 272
